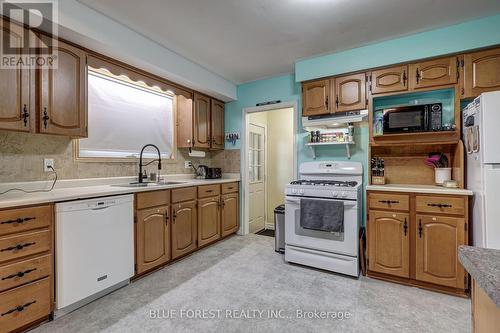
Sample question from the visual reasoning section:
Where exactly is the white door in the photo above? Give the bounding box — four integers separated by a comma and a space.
248, 123, 266, 233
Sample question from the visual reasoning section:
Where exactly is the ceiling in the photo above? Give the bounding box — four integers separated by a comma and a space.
78, 0, 500, 84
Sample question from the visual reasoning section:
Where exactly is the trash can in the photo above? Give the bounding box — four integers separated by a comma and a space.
274, 204, 285, 253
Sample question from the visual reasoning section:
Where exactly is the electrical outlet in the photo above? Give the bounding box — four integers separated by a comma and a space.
44, 158, 54, 172
184, 161, 192, 169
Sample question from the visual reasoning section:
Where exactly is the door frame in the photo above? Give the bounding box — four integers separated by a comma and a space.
248, 122, 268, 233
240, 101, 298, 235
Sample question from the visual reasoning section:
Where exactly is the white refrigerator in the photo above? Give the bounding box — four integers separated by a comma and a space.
463, 90, 500, 249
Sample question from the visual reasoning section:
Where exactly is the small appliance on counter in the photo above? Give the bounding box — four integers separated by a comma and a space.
194, 164, 208, 179
206, 167, 222, 179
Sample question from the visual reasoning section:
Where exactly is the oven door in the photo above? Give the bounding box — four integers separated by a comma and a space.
285, 196, 358, 257
383, 106, 426, 134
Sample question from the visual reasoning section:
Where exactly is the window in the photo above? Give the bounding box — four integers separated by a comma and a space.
78, 69, 174, 160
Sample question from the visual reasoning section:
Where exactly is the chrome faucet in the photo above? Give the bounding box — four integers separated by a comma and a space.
138, 144, 162, 183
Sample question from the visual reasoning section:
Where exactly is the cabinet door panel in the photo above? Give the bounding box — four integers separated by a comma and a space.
415, 215, 465, 288
371, 66, 408, 94
210, 99, 224, 150
39, 38, 87, 137
172, 201, 197, 259
198, 197, 220, 246
193, 93, 210, 148
0, 20, 33, 132
175, 94, 193, 148
334, 73, 366, 112
221, 193, 239, 237
410, 57, 457, 89
368, 210, 409, 278
463, 48, 500, 98
302, 80, 330, 116
136, 206, 170, 274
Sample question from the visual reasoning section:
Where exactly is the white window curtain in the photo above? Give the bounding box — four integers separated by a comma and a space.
79, 71, 174, 159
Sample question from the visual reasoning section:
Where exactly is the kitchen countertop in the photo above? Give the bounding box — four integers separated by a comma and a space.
459, 245, 500, 307
0, 174, 240, 209
366, 184, 473, 196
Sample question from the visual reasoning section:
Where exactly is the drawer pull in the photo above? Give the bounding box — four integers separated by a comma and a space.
227, 187, 234, 190
1, 300, 36, 317
378, 200, 400, 204
0, 217, 36, 225
0, 242, 36, 252
427, 203, 452, 208
205, 190, 213, 193
2, 268, 37, 280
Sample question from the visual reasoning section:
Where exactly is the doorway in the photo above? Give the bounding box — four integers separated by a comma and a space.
243, 102, 298, 235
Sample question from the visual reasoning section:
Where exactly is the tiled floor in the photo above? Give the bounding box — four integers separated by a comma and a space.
33, 234, 471, 333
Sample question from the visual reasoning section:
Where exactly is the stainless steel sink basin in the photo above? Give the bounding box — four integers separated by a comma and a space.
112, 181, 186, 188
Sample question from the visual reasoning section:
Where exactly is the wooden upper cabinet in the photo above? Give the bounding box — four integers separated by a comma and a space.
39, 38, 87, 137
462, 48, 500, 98
0, 20, 34, 132
197, 197, 221, 247
415, 215, 465, 289
176, 94, 194, 149
370, 66, 408, 95
302, 80, 330, 116
368, 210, 409, 278
210, 99, 225, 150
221, 192, 239, 237
334, 73, 366, 112
193, 93, 211, 149
171, 200, 197, 259
410, 56, 457, 90
135, 205, 170, 274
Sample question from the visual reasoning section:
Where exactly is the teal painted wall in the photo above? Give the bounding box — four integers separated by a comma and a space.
296, 14, 500, 82
225, 14, 500, 226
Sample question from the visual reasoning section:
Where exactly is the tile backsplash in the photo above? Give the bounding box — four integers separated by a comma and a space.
0, 131, 240, 183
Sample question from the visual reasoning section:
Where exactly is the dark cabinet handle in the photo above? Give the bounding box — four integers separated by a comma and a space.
2, 268, 37, 281
227, 187, 234, 190
427, 203, 452, 208
1, 216, 36, 225
416, 68, 421, 84
42, 107, 49, 129
403, 218, 408, 236
172, 210, 177, 224
378, 200, 399, 204
402, 70, 407, 86
325, 95, 329, 109
1, 301, 36, 317
418, 220, 423, 238
206, 190, 213, 193
0, 242, 36, 252
335, 95, 339, 108
22, 104, 29, 127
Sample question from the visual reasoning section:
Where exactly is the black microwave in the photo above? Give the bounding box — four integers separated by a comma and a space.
381, 103, 442, 134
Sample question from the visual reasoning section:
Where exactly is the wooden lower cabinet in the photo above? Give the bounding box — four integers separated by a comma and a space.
472, 279, 500, 333
415, 215, 465, 289
221, 193, 239, 237
368, 210, 409, 278
198, 197, 220, 247
367, 191, 469, 295
135, 205, 170, 275
172, 200, 198, 259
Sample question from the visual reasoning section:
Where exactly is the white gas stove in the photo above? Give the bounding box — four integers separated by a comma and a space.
284, 161, 363, 277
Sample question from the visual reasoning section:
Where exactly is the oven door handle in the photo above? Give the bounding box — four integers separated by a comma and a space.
285, 198, 357, 207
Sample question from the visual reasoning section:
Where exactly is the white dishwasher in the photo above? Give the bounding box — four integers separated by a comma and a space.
55, 194, 134, 316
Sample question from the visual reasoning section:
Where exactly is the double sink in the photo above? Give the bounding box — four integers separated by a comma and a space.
112, 181, 186, 188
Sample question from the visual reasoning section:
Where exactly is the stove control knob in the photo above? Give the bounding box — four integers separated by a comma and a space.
299, 189, 305, 195
332, 192, 338, 197
292, 189, 298, 194
340, 192, 347, 198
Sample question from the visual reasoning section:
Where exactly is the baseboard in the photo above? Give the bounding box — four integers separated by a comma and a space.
265, 223, 275, 230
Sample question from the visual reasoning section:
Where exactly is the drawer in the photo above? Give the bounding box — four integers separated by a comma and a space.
0, 277, 51, 333
198, 184, 220, 198
221, 182, 239, 194
136, 190, 170, 210
171, 187, 197, 203
416, 196, 466, 215
0, 205, 52, 237
0, 230, 51, 265
368, 193, 409, 211
0, 255, 51, 293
